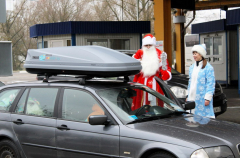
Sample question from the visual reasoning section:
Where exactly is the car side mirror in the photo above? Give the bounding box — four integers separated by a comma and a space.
183, 101, 195, 110
89, 115, 109, 125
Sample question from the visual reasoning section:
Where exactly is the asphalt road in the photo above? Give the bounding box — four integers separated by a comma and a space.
1, 72, 239, 124
0, 72, 37, 84
216, 87, 240, 124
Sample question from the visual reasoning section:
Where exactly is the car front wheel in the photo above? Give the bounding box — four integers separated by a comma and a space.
148, 151, 176, 158
0, 140, 20, 158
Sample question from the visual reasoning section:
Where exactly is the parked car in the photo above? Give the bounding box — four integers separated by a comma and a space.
0, 45, 239, 158
0, 76, 239, 158
128, 68, 227, 117
168, 68, 227, 117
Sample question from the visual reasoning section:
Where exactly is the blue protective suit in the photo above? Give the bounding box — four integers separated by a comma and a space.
187, 61, 215, 118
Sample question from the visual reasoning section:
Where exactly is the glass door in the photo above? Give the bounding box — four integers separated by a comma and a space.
201, 33, 227, 83
204, 37, 223, 64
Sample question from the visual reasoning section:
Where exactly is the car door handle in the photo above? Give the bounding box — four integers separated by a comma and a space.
13, 119, 24, 124
57, 124, 70, 130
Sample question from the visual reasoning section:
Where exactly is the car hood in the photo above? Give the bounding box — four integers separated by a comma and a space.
125, 114, 240, 148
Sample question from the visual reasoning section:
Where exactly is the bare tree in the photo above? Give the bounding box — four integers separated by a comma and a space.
0, 0, 36, 70
90, 0, 154, 22
0, 0, 95, 70
0, 0, 155, 70
33, 0, 93, 23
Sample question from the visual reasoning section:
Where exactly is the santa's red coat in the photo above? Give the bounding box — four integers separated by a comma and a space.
131, 48, 172, 110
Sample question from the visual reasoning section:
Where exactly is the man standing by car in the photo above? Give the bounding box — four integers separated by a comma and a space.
131, 34, 172, 110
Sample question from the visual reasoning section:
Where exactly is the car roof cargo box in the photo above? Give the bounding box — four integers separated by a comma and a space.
24, 46, 141, 77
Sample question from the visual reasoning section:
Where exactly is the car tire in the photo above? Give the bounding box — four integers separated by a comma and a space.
148, 151, 176, 158
0, 140, 21, 158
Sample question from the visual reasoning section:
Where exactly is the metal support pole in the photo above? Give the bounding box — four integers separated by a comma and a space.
122, 0, 123, 21
137, 0, 139, 21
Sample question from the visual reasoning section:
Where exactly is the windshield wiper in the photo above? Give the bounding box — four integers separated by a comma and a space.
169, 111, 189, 116
127, 115, 171, 125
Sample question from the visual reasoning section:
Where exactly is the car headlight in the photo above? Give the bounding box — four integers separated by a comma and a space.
170, 86, 187, 98
191, 146, 234, 158
191, 149, 209, 158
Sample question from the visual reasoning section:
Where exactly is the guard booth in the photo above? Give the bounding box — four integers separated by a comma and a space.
30, 21, 150, 56
191, 19, 238, 87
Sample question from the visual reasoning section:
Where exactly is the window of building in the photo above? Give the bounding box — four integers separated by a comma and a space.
110, 39, 130, 50
185, 35, 199, 47
213, 37, 222, 55
204, 37, 223, 56
203, 36, 223, 64
87, 39, 108, 47
67, 40, 71, 46
44, 41, 48, 48
204, 38, 212, 56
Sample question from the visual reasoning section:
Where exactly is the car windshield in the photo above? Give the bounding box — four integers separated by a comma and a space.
97, 85, 185, 124
171, 68, 180, 75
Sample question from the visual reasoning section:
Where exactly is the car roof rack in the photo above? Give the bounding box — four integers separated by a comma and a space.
42, 73, 90, 85
24, 45, 141, 84
41, 73, 130, 85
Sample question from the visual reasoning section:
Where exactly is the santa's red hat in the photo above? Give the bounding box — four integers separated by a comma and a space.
142, 34, 156, 46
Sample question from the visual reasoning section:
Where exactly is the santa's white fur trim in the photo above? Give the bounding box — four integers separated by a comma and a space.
192, 44, 207, 58
142, 36, 156, 46
165, 71, 172, 81
141, 46, 159, 77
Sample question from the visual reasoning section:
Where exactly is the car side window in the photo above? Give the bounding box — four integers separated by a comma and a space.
0, 89, 20, 112
25, 88, 58, 117
62, 89, 105, 122
15, 89, 29, 114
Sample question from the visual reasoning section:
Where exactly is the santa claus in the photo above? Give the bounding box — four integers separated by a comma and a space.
131, 34, 172, 110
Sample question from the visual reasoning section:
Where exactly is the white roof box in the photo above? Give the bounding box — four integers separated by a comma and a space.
24, 46, 141, 77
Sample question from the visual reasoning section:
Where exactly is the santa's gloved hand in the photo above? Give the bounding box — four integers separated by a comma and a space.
161, 52, 167, 70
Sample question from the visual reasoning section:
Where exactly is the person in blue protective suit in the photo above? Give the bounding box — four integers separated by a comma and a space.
187, 44, 215, 118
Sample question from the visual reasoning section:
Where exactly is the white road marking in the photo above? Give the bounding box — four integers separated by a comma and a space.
19, 71, 27, 73
227, 107, 240, 109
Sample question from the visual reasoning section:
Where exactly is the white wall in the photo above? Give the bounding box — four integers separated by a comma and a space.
37, 34, 71, 48
76, 33, 140, 51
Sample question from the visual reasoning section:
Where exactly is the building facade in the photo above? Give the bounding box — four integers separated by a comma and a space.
191, 8, 240, 95
30, 21, 151, 56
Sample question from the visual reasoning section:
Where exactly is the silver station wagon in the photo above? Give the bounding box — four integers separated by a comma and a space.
0, 46, 239, 158
0, 77, 239, 158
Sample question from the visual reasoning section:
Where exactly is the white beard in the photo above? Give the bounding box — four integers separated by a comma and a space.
141, 46, 159, 77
